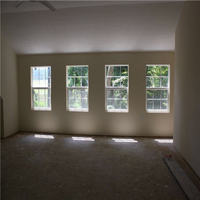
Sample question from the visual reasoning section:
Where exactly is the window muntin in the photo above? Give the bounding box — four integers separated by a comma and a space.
146, 65, 170, 113
105, 65, 129, 112
31, 66, 51, 111
66, 65, 89, 112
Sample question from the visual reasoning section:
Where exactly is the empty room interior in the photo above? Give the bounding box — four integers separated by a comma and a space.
1, 0, 200, 199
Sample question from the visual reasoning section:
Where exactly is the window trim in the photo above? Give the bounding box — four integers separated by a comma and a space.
30, 66, 52, 111
66, 65, 89, 112
105, 64, 129, 113
145, 64, 170, 113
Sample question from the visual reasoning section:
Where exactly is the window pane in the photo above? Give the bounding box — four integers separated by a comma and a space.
105, 65, 128, 112
82, 66, 88, 76
161, 100, 168, 109
75, 77, 81, 86
67, 77, 74, 87
147, 90, 154, 99
32, 67, 50, 87
107, 100, 114, 110
107, 77, 121, 87
68, 66, 75, 76
121, 100, 128, 109
106, 89, 128, 112
106, 66, 114, 76
32, 89, 50, 110
67, 66, 89, 112
112, 77, 121, 87
147, 90, 169, 111
106, 77, 112, 87
147, 100, 154, 109
146, 66, 160, 76
146, 66, 154, 76
82, 78, 88, 87
68, 66, 85, 76
107, 89, 128, 99
74, 67, 82, 76
146, 65, 169, 112
107, 99, 121, 110
68, 88, 88, 99
154, 66, 161, 76
154, 100, 161, 109
154, 90, 161, 99
31, 66, 51, 110
154, 77, 160, 88
69, 98, 81, 109
147, 90, 168, 100
120, 89, 128, 99
121, 66, 128, 76
161, 66, 168, 76
121, 76, 128, 87
161, 90, 168, 99
107, 99, 128, 111
161, 77, 168, 88
81, 99, 88, 109
146, 77, 153, 88
113, 66, 121, 76
68, 88, 88, 111
69, 98, 88, 110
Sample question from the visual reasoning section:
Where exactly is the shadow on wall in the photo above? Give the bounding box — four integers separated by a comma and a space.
0, 96, 4, 138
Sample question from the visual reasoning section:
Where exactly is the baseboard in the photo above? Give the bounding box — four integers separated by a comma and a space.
18, 130, 173, 138
172, 147, 200, 190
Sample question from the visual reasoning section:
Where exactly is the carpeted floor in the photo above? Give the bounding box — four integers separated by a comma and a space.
1, 133, 187, 200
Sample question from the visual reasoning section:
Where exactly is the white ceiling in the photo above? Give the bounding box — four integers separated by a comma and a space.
1, 1, 184, 14
1, 1, 183, 54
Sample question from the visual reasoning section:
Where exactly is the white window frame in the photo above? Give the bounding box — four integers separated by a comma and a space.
105, 64, 129, 113
31, 66, 51, 111
66, 65, 89, 112
145, 64, 170, 113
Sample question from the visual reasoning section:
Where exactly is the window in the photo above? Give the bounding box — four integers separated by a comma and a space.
105, 65, 129, 112
66, 65, 89, 112
31, 66, 51, 110
146, 64, 170, 113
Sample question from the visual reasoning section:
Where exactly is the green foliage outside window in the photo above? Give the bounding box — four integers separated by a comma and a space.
68, 66, 88, 76
106, 65, 128, 111
67, 66, 88, 88
146, 65, 168, 76
33, 89, 50, 108
146, 65, 169, 111
67, 66, 89, 111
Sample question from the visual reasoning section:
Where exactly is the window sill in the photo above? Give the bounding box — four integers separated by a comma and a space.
146, 109, 170, 113
67, 109, 89, 112
32, 108, 51, 111
106, 109, 128, 113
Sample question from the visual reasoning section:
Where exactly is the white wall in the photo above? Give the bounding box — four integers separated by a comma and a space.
1, 32, 19, 137
18, 52, 174, 137
174, 2, 200, 177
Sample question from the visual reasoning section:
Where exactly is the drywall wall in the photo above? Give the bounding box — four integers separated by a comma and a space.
1, 32, 19, 137
174, 2, 200, 177
18, 52, 174, 137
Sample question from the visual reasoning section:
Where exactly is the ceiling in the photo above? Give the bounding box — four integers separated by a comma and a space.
1, 1, 183, 54
1, 1, 184, 13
